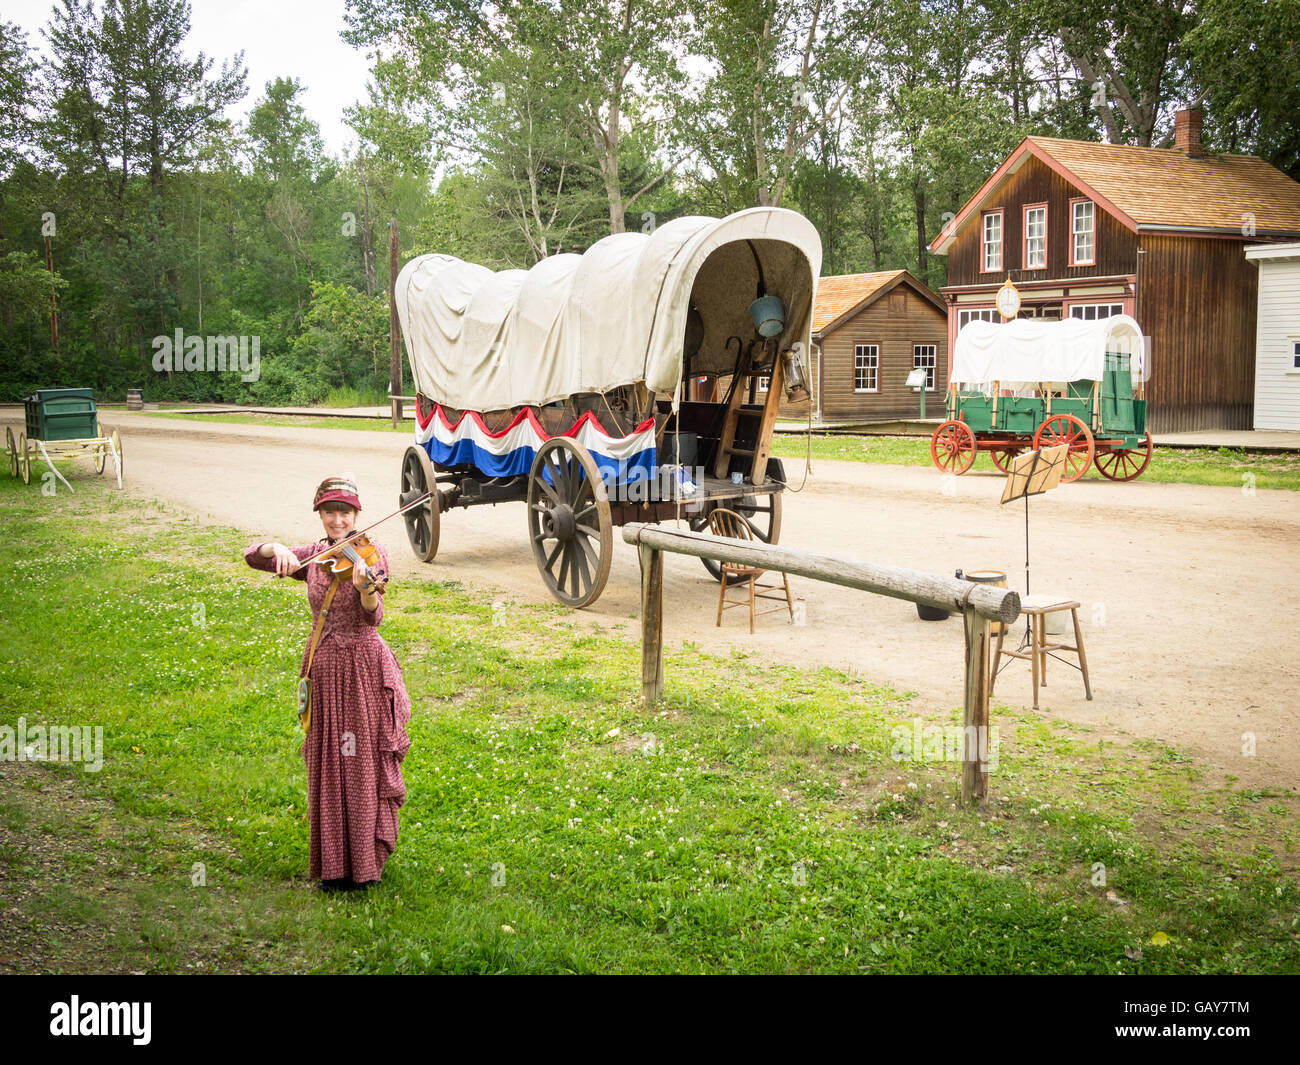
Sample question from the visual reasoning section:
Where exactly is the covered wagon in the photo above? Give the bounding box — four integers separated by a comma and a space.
931, 313, 1152, 482
393, 207, 823, 606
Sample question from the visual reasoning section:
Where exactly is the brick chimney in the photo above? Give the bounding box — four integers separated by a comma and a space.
1174, 107, 1203, 158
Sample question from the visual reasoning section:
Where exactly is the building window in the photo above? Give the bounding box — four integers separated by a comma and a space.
982, 211, 1003, 271
1069, 303, 1124, 321
854, 344, 878, 392
1071, 199, 1095, 265
1293, 340, 1300, 370
1024, 205, 1047, 269
756, 376, 770, 392
958, 308, 998, 329
913, 344, 937, 390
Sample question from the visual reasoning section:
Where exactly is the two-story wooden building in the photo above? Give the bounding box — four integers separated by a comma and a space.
777, 270, 948, 422
929, 109, 1300, 432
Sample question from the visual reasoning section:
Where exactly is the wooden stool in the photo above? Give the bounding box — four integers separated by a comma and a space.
989, 595, 1092, 710
708, 506, 793, 633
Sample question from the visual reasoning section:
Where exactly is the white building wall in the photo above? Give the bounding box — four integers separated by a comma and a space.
1248, 245, 1300, 430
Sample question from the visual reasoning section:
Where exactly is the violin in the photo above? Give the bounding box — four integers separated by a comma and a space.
312, 533, 388, 592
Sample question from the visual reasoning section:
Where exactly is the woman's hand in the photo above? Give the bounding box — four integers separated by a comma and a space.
353, 562, 381, 595
269, 543, 302, 576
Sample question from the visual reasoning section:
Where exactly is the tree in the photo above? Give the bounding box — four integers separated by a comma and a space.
1185, 0, 1300, 177
677, 0, 858, 211
1040, 0, 1195, 146
0, 22, 39, 178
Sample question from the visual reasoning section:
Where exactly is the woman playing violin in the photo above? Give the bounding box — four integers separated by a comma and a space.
244, 475, 412, 891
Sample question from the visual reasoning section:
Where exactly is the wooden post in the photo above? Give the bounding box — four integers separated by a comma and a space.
961, 607, 991, 805
639, 542, 664, 704
388, 220, 402, 428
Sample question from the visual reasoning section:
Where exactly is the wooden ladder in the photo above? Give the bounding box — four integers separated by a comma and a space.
713, 344, 786, 486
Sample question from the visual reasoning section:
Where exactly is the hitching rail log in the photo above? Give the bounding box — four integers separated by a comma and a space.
622, 523, 1022, 804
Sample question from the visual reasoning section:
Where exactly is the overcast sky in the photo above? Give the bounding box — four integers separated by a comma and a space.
2, 0, 374, 157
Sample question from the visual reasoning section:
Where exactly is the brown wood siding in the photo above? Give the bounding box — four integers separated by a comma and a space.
1137, 234, 1258, 432
781, 287, 948, 421
946, 156, 1137, 286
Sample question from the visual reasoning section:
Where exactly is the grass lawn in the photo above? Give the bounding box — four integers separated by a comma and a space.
1, 473, 1297, 973
139, 411, 1300, 491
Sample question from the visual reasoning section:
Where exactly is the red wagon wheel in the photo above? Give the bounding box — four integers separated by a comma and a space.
1095, 432, 1153, 482
930, 420, 977, 475
989, 446, 1024, 473
1033, 413, 1094, 482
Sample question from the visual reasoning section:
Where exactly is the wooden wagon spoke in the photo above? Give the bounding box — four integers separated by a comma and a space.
535, 477, 561, 506
572, 542, 591, 596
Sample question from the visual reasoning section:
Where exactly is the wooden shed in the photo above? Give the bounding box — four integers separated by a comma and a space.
1245, 242, 1300, 430
928, 108, 1300, 432
777, 270, 948, 422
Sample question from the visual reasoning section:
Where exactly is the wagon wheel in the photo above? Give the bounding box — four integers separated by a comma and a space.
94, 439, 107, 474
988, 446, 1024, 473
110, 428, 122, 486
930, 419, 977, 475
527, 437, 612, 608
5, 426, 14, 477
400, 445, 440, 562
689, 494, 783, 584
1095, 432, 1153, 482
1033, 413, 1094, 482
17, 431, 30, 485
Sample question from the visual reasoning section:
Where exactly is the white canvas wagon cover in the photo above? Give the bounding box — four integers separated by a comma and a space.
395, 207, 822, 412
952, 314, 1145, 389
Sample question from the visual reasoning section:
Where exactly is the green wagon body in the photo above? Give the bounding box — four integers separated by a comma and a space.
8, 387, 122, 489
24, 387, 98, 442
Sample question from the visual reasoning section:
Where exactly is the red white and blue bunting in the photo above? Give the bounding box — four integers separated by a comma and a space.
414, 401, 659, 485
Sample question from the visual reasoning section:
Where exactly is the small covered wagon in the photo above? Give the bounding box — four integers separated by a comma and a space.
6, 387, 123, 489
930, 314, 1151, 482
393, 207, 822, 607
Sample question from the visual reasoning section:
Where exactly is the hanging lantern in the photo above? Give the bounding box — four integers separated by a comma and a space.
782, 345, 810, 402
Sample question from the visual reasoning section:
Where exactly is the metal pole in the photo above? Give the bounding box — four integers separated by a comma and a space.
388, 220, 402, 428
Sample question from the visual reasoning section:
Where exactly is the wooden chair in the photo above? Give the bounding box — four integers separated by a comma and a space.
989, 595, 1093, 710
708, 506, 793, 633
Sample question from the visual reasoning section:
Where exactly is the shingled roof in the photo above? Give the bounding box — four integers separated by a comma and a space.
930, 136, 1300, 253
812, 270, 945, 336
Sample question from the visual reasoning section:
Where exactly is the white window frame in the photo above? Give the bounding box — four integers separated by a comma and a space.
1290, 338, 1300, 374
912, 344, 937, 391
1024, 204, 1047, 269
981, 211, 1003, 272
1069, 302, 1124, 321
958, 308, 998, 329
854, 344, 879, 393
1070, 199, 1096, 266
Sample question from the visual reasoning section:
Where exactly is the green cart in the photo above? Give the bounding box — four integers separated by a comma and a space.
930, 314, 1152, 482
7, 388, 123, 489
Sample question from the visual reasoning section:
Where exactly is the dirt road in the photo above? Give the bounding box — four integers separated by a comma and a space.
16, 411, 1299, 789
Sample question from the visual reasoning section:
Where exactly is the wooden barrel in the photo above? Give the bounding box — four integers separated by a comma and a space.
965, 570, 1008, 634
126, 388, 143, 411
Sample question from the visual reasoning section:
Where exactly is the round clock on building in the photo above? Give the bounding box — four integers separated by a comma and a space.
996, 280, 1021, 320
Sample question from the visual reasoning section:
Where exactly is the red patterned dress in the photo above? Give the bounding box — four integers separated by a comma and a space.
244, 538, 412, 884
